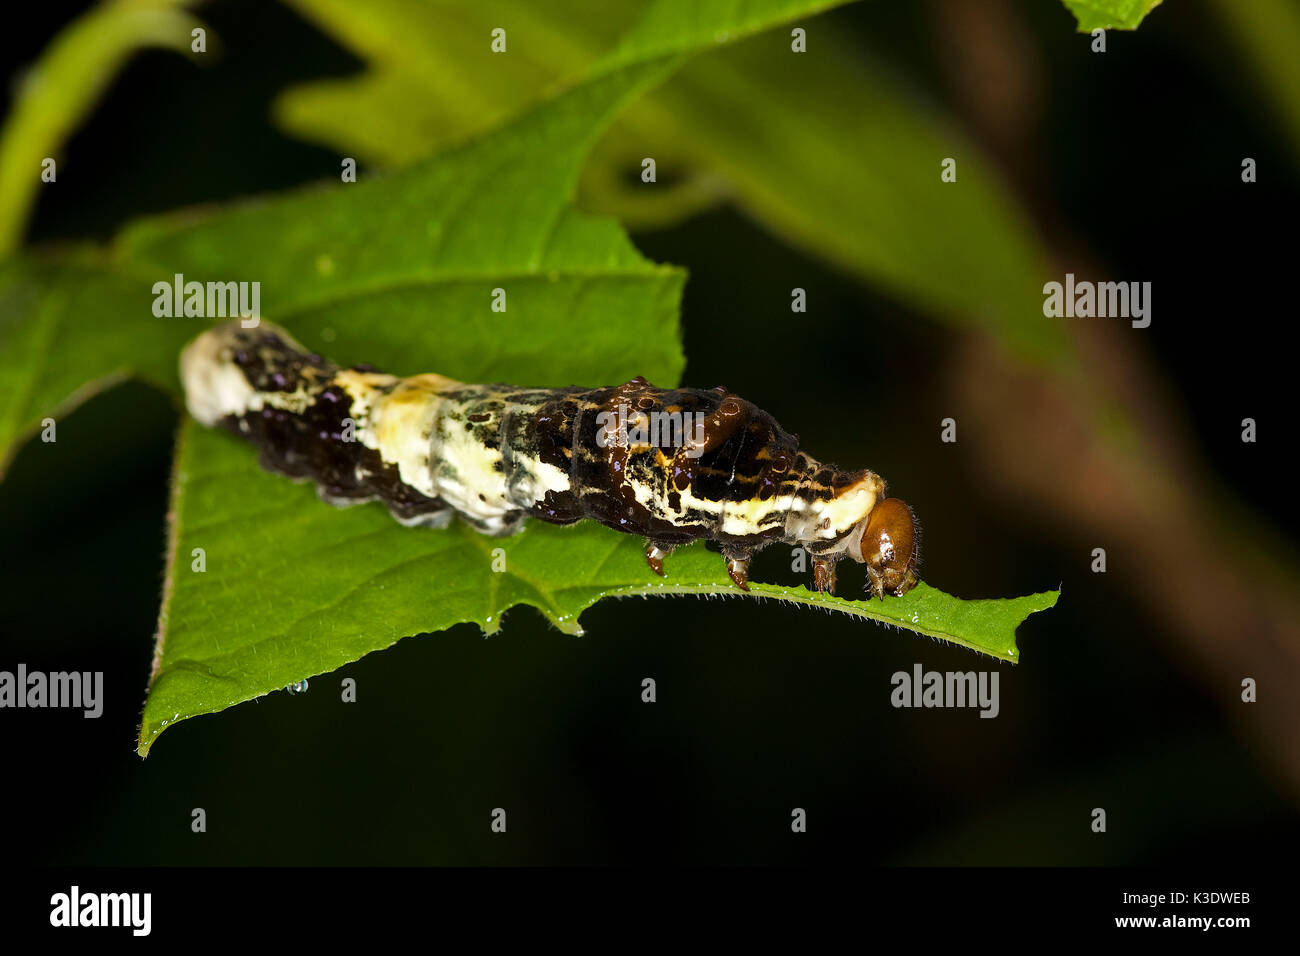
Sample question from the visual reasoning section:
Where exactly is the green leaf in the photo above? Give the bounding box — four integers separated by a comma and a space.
1060, 0, 1164, 31
117, 63, 688, 375
143, 422, 1057, 756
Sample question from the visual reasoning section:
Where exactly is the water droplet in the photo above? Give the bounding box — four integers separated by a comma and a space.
286, 679, 309, 695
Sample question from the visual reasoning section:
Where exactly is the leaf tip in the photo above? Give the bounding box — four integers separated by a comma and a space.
135, 723, 158, 759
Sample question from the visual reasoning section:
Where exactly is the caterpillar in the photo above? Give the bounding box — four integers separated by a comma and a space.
180, 321, 920, 598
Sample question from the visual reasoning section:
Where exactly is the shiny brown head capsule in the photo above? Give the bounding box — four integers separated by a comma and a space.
855, 497, 920, 599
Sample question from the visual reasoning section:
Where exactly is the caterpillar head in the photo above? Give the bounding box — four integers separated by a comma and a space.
853, 497, 920, 599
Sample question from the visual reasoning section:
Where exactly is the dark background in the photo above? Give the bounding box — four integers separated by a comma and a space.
2, 0, 1297, 865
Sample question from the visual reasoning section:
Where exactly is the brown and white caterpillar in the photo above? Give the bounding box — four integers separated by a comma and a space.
180, 321, 920, 598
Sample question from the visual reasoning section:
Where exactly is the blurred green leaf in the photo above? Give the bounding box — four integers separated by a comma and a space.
601, 0, 847, 64
1209, 0, 1300, 163
276, 0, 620, 165
0, 252, 194, 477
0, 0, 207, 255
619, 35, 1061, 359
277, 0, 1065, 362
1060, 0, 1164, 31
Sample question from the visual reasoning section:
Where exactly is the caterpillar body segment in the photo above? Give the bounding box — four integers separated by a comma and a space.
180, 321, 920, 598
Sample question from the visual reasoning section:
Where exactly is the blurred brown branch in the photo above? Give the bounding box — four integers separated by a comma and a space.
932, 0, 1300, 798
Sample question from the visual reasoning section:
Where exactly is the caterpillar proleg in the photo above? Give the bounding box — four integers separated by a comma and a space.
180, 321, 920, 598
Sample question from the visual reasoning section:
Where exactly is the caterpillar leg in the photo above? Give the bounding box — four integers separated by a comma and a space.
389, 506, 455, 530
644, 541, 669, 577
724, 551, 752, 592
812, 556, 837, 595
314, 485, 454, 529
